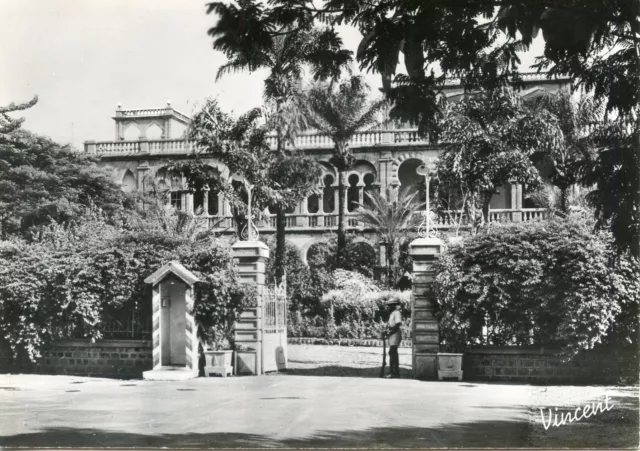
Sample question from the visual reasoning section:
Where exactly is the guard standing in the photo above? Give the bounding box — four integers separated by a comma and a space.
384, 299, 402, 378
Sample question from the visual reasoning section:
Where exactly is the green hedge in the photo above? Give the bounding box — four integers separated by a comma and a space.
433, 214, 640, 356
0, 217, 253, 360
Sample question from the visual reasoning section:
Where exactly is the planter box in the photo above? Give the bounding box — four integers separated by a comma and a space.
235, 350, 258, 376
203, 350, 233, 377
437, 353, 463, 381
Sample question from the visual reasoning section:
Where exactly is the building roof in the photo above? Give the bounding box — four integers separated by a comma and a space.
113, 102, 190, 124
144, 260, 199, 286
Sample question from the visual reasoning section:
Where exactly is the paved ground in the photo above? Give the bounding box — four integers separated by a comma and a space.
287, 344, 413, 378
0, 345, 637, 449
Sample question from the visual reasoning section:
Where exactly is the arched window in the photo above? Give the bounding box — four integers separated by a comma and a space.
193, 190, 204, 215
363, 173, 375, 209
146, 123, 163, 140
323, 175, 335, 213
208, 191, 219, 215
170, 192, 182, 210
347, 174, 359, 212
307, 194, 320, 214
121, 170, 136, 193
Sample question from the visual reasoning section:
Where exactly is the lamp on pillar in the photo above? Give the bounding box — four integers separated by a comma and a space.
241, 179, 259, 241
409, 159, 444, 380
416, 160, 438, 239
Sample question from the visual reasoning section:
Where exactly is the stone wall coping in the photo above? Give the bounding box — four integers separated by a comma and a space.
50, 339, 152, 348
466, 346, 563, 355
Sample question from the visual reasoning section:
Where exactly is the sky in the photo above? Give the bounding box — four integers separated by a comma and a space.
0, 0, 545, 151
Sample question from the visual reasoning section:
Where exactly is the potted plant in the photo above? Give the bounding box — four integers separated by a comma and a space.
193, 272, 257, 377
437, 341, 464, 381
203, 327, 234, 377
234, 343, 258, 376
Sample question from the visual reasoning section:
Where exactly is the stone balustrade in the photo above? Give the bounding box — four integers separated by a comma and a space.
87, 129, 432, 156
194, 208, 548, 233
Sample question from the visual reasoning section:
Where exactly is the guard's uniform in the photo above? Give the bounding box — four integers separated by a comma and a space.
387, 309, 402, 377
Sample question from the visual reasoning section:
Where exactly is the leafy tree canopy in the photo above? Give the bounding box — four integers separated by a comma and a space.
205, 0, 639, 128
437, 87, 562, 226
0, 130, 135, 239
0, 96, 38, 138
170, 99, 321, 224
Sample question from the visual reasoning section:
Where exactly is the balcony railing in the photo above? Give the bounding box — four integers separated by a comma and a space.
86, 128, 431, 156
194, 208, 548, 232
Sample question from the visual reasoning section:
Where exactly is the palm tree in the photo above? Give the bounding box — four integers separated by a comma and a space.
303, 75, 387, 267
354, 188, 419, 287
528, 91, 605, 213
438, 87, 561, 231
207, 3, 351, 282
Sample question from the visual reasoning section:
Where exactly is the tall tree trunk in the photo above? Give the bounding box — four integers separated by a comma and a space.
337, 170, 347, 268
274, 206, 287, 285
481, 191, 492, 225
273, 122, 286, 285
560, 186, 569, 213
276, 99, 284, 154
232, 208, 244, 238
387, 240, 399, 289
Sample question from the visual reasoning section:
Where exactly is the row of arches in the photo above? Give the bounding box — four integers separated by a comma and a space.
120, 155, 526, 215
120, 157, 435, 215
121, 156, 429, 196
305, 172, 377, 214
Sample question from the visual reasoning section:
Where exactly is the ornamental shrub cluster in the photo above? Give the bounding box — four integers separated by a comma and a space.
263, 234, 379, 317
433, 214, 640, 356
286, 268, 412, 340
263, 235, 410, 341
0, 215, 253, 360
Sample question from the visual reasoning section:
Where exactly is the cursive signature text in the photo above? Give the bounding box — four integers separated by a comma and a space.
540, 395, 614, 430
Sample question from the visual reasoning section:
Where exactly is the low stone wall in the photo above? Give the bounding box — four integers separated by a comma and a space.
288, 337, 412, 348
463, 346, 637, 385
0, 339, 152, 379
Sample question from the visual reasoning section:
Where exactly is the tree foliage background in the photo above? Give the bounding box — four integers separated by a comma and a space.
0, 130, 136, 239
202, 0, 640, 258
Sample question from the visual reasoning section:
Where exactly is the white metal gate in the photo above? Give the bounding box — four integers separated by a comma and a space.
262, 276, 287, 373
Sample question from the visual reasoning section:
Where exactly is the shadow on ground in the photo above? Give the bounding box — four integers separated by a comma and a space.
1, 398, 637, 449
0, 421, 529, 448
284, 365, 414, 379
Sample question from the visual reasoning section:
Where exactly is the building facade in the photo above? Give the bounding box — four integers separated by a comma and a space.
84, 73, 570, 268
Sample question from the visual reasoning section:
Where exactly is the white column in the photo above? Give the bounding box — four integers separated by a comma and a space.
217, 193, 223, 216
203, 191, 210, 215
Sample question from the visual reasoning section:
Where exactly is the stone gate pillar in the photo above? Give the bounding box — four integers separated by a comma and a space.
409, 237, 445, 379
231, 240, 270, 375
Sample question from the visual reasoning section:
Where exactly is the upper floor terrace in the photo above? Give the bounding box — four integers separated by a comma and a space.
85, 128, 430, 157
84, 72, 571, 157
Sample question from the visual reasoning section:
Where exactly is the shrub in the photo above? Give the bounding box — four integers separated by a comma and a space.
433, 214, 640, 356
263, 238, 322, 314
307, 234, 378, 278
0, 217, 251, 359
182, 241, 257, 349
284, 268, 412, 340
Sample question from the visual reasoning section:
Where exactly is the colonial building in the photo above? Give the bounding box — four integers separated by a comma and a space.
84, 73, 570, 267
